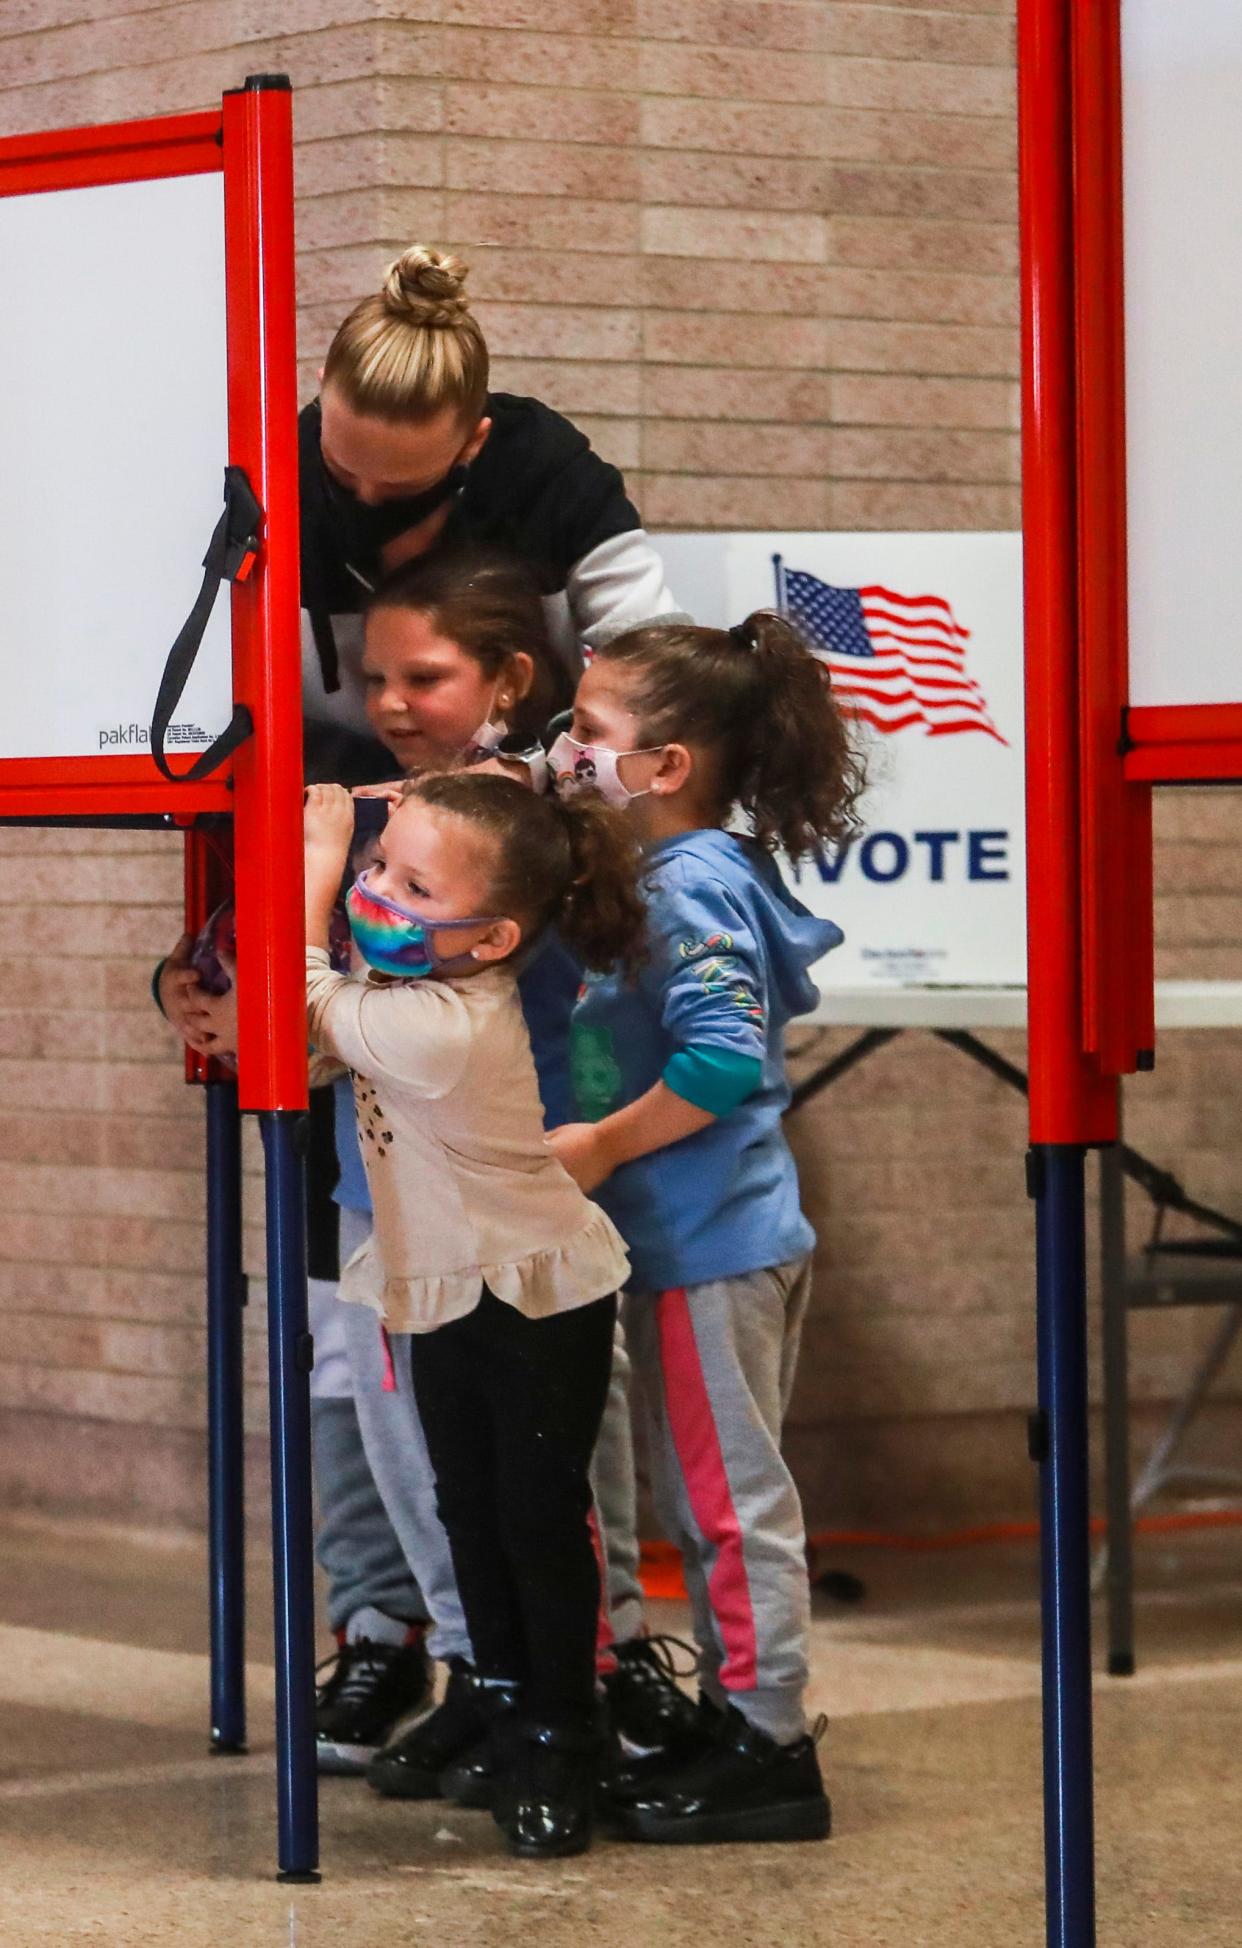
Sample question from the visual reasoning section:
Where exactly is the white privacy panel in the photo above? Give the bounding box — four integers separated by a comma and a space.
0, 170, 232, 759
1123, 0, 1242, 709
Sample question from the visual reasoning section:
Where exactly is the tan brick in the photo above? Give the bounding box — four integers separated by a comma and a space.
297, 188, 445, 254
452, 247, 644, 307
823, 108, 1016, 172
444, 190, 639, 253
644, 366, 830, 423
442, 0, 634, 35
0, 963, 107, 1009
0, 1012, 106, 1061
641, 473, 829, 530
825, 266, 1017, 330
824, 57, 1015, 119
644, 310, 828, 370
640, 254, 824, 314
0, 1060, 108, 1114
444, 83, 638, 146
1154, 895, 1242, 947
828, 426, 1020, 484
821, 4, 1014, 66
642, 204, 825, 263
446, 136, 639, 203
486, 359, 643, 416
638, 42, 826, 105
829, 317, 1019, 377
637, 0, 824, 54
827, 163, 1016, 225
102, 1062, 201, 1119
441, 25, 642, 93
832, 373, 1019, 430
642, 420, 829, 477
641, 150, 825, 214
473, 303, 641, 362
641, 95, 824, 160
829, 213, 1019, 276
828, 479, 1022, 529
293, 75, 443, 143
295, 131, 443, 198
1152, 788, 1242, 844
0, 853, 180, 907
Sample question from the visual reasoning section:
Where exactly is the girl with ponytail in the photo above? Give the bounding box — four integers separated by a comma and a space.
546, 613, 863, 1848
303, 768, 645, 1861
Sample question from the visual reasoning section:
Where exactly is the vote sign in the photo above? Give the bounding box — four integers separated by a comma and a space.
653, 532, 1027, 990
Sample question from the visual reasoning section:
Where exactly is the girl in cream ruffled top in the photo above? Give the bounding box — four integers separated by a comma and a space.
302, 775, 639, 1333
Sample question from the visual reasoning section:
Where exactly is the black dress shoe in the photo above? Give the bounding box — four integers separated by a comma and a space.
366, 1660, 498, 1800
498, 1717, 601, 1860
619, 1704, 830, 1845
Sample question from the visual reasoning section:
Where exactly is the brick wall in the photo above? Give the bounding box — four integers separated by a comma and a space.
0, 0, 1238, 1534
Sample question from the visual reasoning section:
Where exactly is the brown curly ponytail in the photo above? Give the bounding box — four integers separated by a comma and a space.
595, 611, 866, 861
408, 772, 646, 977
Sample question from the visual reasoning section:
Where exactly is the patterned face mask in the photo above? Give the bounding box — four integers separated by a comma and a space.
344, 869, 500, 980
547, 730, 663, 809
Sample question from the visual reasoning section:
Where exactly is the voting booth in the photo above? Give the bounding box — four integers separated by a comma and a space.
0, 81, 316, 1878
1018, 3, 1242, 1943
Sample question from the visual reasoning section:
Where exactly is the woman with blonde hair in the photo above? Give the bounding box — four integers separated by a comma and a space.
301, 244, 683, 774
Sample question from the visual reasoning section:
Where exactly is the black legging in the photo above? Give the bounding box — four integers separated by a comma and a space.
408, 1288, 617, 1725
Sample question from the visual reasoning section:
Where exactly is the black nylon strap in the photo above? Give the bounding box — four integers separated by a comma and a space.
149, 466, 262, 782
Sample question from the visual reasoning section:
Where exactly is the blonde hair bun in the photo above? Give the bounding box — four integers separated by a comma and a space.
382, 246, 471, 328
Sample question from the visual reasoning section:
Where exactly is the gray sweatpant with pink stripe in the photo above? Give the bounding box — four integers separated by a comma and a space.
624, 1254, 814, 1746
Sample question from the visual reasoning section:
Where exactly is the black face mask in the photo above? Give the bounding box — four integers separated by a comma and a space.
319, 452, 468, 563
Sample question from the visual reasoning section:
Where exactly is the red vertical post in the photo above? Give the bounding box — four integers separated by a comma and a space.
1071, 0, 1155, 1074
221, 78, 306, 1115
1019, 0, 1116, 1147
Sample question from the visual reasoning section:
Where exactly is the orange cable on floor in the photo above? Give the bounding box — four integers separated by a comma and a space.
637, 1506, 1242, 1601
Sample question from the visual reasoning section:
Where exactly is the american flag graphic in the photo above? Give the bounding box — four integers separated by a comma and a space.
776, 559, 1006, 743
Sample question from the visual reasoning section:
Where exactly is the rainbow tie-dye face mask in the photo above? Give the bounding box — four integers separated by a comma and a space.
344, 869, 499, 980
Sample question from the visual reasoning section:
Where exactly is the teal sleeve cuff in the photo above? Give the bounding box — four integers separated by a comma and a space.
151, 958, 169, 1018
662, 1046, 763, 1116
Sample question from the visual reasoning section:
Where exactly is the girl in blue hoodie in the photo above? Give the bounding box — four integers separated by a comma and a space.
548, 611, 864, 1849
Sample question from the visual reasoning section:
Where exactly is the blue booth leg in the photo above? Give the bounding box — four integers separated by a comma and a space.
260, 1109, 320, 1883
206, 1081, 247, 1754
1033, 1144, 1096, 1948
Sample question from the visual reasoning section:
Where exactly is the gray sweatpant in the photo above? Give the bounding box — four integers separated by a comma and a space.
314, 1206, 646, 1652
624, 1255, 814, 1745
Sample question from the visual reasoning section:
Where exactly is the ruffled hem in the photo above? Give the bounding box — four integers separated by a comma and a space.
339, 1203, 630, 1334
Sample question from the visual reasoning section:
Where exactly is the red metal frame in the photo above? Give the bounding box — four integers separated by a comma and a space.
1070, 0, 1155, 1076
0, 93, 305, 1112
221, 82, 306, 1112
1123, 704, 1242, 783
1018, 0, 1118, 1145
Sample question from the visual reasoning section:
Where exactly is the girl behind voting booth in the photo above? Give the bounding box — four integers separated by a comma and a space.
302, 771, 644, 1860
548, 612, 864, 1847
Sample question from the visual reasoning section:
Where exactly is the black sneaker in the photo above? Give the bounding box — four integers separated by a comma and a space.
603, 1635, 704, 1763
601, 1692, 723, 1815
618, 1704, 831, 1845
367, 1662, 514, 1801
315, 1628, 430, 1777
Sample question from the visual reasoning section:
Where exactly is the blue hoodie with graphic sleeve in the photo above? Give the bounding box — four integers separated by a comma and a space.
569, 827, 843, 1292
